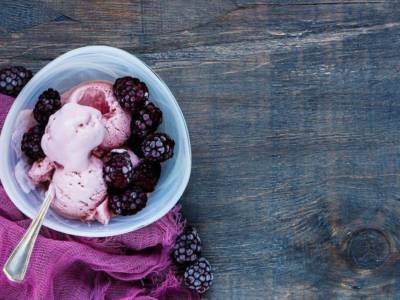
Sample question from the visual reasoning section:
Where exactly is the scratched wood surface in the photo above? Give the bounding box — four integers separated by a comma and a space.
2, 1, 400, 299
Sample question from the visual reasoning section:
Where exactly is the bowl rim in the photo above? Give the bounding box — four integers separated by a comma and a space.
0, 45, 192, 237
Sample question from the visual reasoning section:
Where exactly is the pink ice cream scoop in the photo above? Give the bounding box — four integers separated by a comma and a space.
41, 103, 106, 171
62, 80, 131, 149
51, 157, 110, 224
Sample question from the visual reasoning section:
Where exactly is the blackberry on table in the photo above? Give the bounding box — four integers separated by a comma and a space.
113, 76, 148, 112
131, 102, 162, 138
141, 133, 175, 163
184, 257, 214, 294
132, 160, 161, 192
173, 226, 202, 264
109, 186, 148, 216
103, 150, 134, 190
21, 125, 45, 161
33, 88, 61, 125
0, 66, 33, 97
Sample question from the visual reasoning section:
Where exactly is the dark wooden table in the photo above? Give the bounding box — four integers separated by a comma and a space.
3, 1, 400, 299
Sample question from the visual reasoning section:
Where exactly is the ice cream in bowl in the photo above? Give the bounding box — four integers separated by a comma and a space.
0, 46, 192, 239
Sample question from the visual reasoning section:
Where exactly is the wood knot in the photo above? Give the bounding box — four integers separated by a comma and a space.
347, 229, 390, 269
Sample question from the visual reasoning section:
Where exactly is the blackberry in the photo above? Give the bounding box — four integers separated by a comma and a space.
109, 186, 148, 215
0, 66, 33, 97
127, 134, 144, 157
33, 88, 61, 125
103, 150, 134, 190
21, 125, 45, 161
132, 160, 161, 192
141, 133, 175, 163
131, 102, 162, 138
173, 226, 202, 264
113, 76, 148, 112
184, 258, 214, 294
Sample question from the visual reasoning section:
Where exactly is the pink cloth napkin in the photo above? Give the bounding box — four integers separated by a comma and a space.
0, 94, 199, 300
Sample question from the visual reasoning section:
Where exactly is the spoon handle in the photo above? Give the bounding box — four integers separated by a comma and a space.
3, 190, 53, 282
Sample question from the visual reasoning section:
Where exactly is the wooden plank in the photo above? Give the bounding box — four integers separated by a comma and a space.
0, 0, 60, 32
2, 1, 400, 299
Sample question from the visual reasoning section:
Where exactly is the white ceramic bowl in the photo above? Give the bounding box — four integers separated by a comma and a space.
0, 46, 191, 237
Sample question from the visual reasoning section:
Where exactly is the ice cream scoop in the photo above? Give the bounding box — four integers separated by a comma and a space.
63, 80, 131, 149
51, 156, 109, 223
41, 103, 106, 171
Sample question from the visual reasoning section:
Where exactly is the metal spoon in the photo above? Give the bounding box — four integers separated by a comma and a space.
3, 189, 53, 282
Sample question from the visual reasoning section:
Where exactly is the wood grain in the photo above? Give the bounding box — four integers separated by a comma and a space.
2, 1, 400, 299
